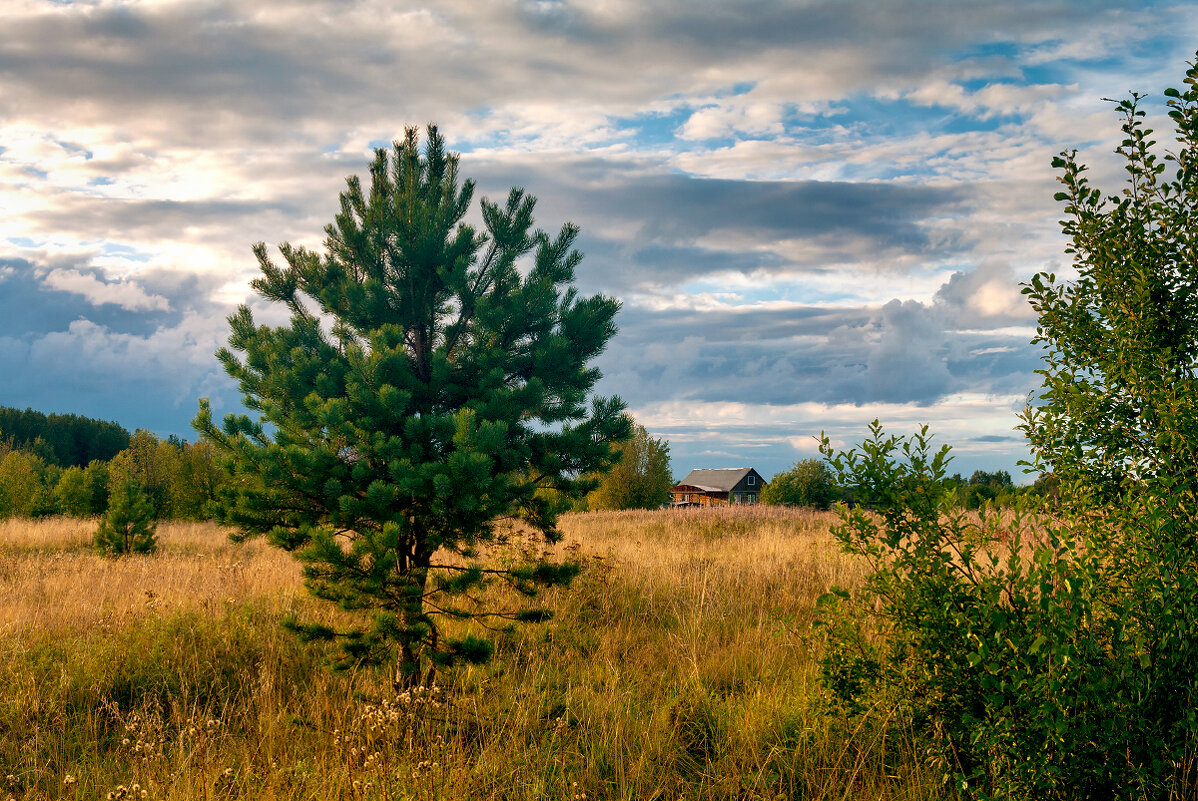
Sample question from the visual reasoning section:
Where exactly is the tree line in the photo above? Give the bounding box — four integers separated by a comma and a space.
0, 404, 1052, 521
0, 405, 130, 467
0, 424, 223, 521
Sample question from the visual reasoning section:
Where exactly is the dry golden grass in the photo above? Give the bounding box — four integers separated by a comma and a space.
0, 508, 944, 801
0, 518, 301, 638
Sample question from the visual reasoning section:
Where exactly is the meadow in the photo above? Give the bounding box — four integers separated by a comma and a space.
0, 507, 944, 801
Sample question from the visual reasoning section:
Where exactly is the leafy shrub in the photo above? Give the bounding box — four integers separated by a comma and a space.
760, 458, 837, 509
816, 55, 1198, 796
55, 459, 110, 517
819, 424, 1160, 797
0, 449, 59, 518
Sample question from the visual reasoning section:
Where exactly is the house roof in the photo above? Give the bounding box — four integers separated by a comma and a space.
673, 467, 760, 493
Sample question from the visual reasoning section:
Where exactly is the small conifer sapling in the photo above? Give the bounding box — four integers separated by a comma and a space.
94, 481, 157, 555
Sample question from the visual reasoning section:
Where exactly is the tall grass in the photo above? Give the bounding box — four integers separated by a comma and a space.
0, 508, 947, 800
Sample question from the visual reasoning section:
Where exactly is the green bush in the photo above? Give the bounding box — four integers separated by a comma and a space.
817, 55, 1198, 797
760, 458, 837, 509
0, 449, 58, 518
55, 460, 110, 517
819, 425, 1154, 796
94, 481, 158, 555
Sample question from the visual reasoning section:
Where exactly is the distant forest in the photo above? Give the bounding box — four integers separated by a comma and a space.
0, 406, 220, 520
0, 406, 131, 467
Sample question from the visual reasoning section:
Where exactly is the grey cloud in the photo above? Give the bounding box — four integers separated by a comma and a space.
611, 176, 963, 244
476, 157, 967, 241
861, 299, 957, 403
0, 0, 1165, 147
0, 257, 237, 355
637, 0, 1095, 53
970, 434, 1024, 443
596, 283, 1041, 411
24, 195, 306, 243
468, 156, 971, 292
133, 267, 232, 316
0, 258, 182, 337
0, 3, 345, 138
0, 314, 241, 440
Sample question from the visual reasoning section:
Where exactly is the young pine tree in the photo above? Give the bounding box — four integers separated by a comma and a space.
195, 126, 629, 687
94, 481, 157, 555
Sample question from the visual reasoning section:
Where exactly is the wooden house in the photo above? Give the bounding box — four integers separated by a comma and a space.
670, 467, 767, 507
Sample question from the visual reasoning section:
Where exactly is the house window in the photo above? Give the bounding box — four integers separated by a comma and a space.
748, 475, 755, 486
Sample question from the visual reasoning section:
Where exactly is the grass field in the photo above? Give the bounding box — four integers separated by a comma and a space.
0, 508, 944, 800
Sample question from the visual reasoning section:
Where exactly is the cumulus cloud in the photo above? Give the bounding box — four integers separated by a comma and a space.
0, 313, 239, 436
935, 260, 1038, 325
678, 100, 787, 141
41, 267, 169, 311
597, 265, 1041, 416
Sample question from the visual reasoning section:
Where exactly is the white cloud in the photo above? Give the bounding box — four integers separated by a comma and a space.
41, 267, 170, 311
904, 80, 1070, 121
678, 100, 786, 141
969, 277, 1027, 318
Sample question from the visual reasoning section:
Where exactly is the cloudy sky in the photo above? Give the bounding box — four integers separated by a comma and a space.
2, 0, 1195, 482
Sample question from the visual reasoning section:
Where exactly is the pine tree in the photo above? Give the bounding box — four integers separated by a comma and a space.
94, 481, 157, 555
195, 126, 629, 686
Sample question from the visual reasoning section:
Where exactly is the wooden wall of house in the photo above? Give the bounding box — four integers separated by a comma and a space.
670, 489, 730, 506
728, 469, 765, 503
